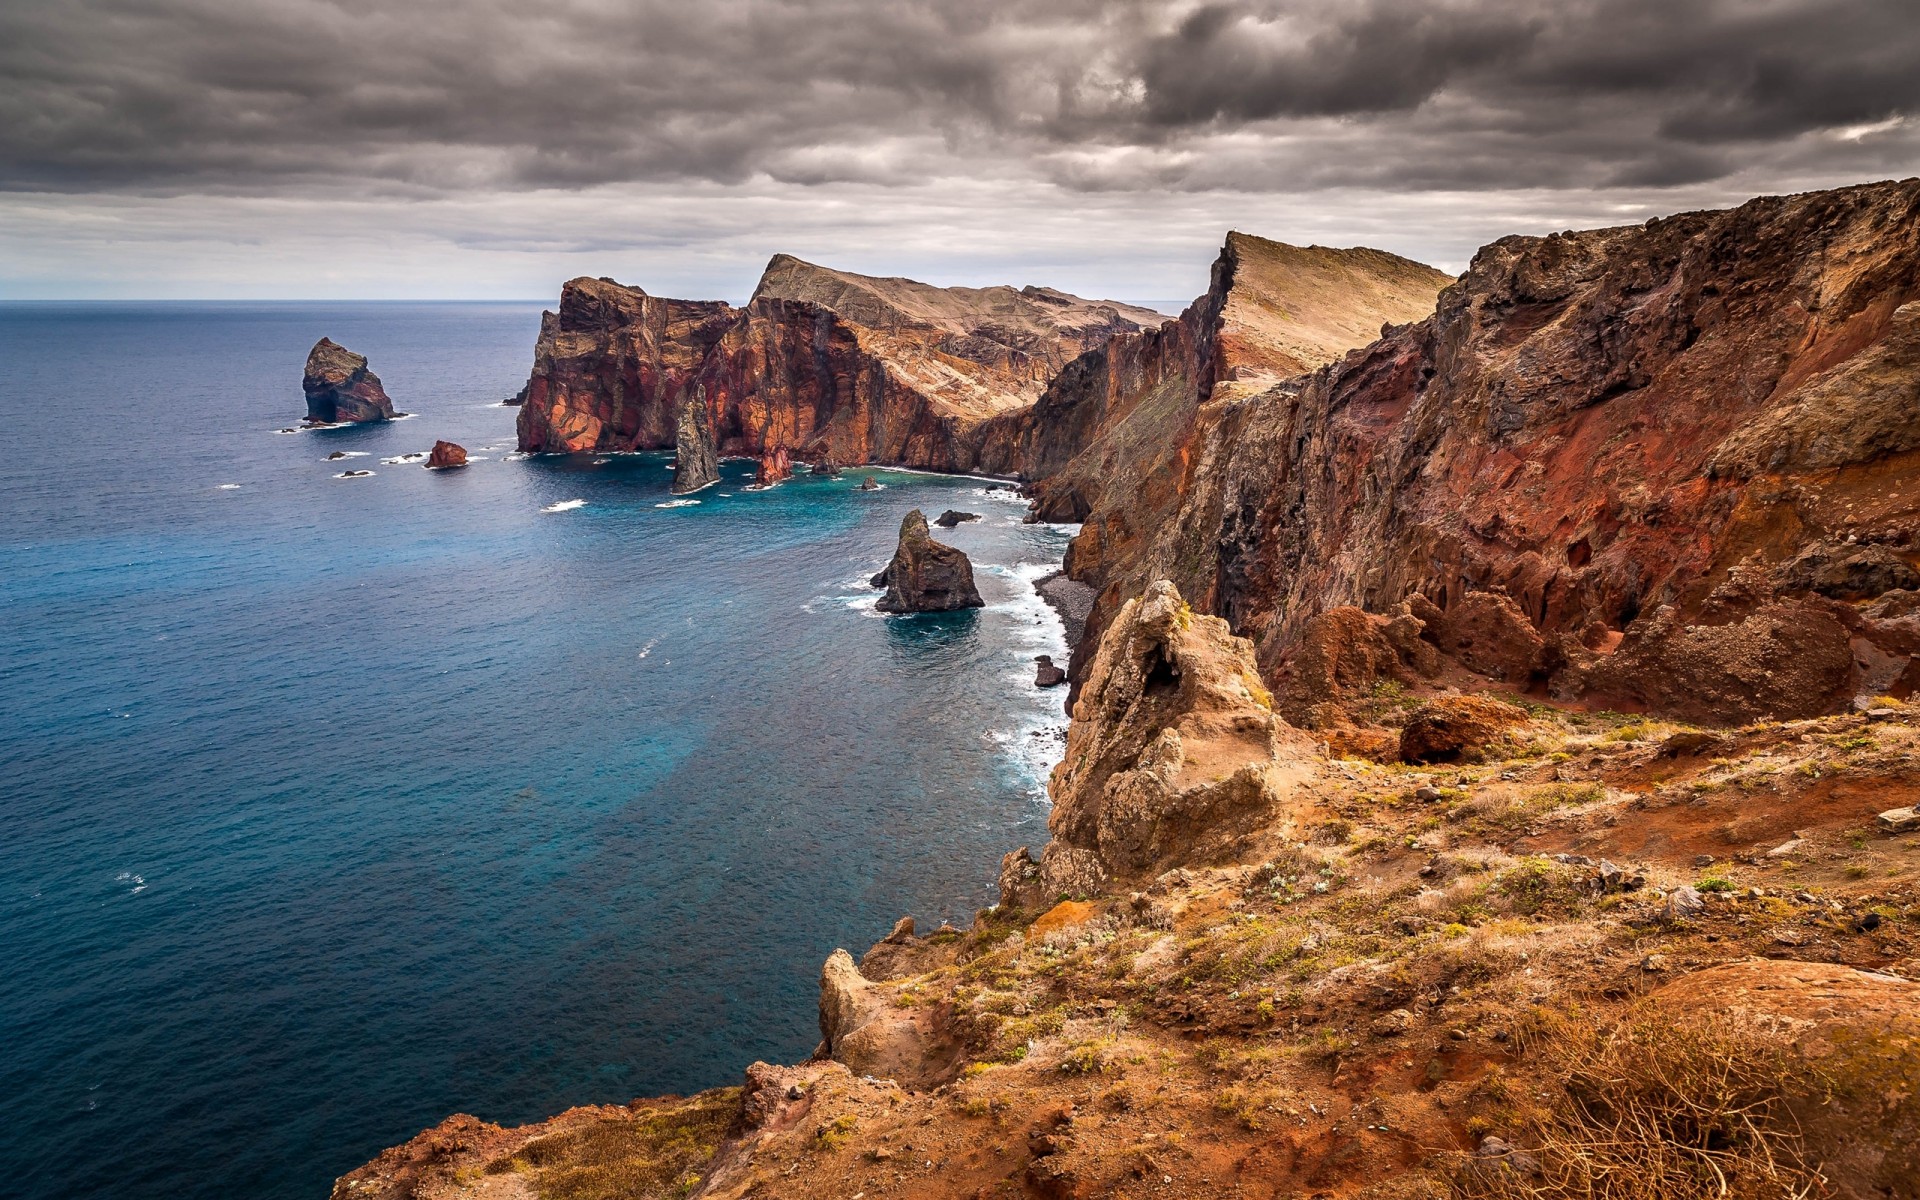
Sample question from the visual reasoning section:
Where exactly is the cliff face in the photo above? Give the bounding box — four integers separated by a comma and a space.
1066, 180, 1920, 723
513, 258, 1165, 468
976, 235, 1454, 519
515, 278, 737, 454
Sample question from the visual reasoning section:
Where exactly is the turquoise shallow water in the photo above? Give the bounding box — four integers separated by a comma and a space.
0, 302, 1067, 1200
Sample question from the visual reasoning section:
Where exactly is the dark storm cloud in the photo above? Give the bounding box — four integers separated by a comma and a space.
1, 0, 1915, 197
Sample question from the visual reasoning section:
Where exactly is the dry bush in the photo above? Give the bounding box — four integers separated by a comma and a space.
1454, 1009, 1829, 1200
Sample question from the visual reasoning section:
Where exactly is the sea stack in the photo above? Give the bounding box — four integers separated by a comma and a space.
755, 445, 793, 487
670, 393, 718, 495
302, 338, 398, 423
871, 510, 985, 613
425, 441, 468, 469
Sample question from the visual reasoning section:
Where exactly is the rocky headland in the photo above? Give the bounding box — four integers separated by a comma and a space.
339, 180, 1920, 1200
871, 509, 985, 613
302, 337, 398, 423
513, 257, 1168, 469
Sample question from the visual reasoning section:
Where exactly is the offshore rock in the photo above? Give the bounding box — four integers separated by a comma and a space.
1034, 655, 1068, 688
424, 440, 467, 469
872, 510, 984, 613
934, 510, 979, 528
1005, 580, 1317, 905
754, 444, 793, 487
1071, 179, 1920, 725
302, 337, 397, 423
514, 258, 1163, 467
670, 391, 719, 494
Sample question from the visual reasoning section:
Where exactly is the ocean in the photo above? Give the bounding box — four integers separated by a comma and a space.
0, 302, 1068, 1199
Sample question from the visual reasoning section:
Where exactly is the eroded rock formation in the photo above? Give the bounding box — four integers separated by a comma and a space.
753, 444, 792, 487
424, 440, 466, 469
671, 392, 719, 494
871, 510, 984, 613
302, 338, 397, 423
513, 258, 1165, 469
1058, 180, 1920, 725
1001, 580, 1317, 905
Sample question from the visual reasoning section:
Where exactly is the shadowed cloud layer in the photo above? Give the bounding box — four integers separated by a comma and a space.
1, 0, 1915, 296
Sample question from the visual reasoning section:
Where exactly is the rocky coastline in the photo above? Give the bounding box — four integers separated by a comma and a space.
338, 179, 1920, 1200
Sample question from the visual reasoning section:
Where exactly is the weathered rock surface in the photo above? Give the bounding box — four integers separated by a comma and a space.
302, 337, 397, 423
424, 440, 466, 469
1033, 655, 1067, 688
871, 510, 984, 613
670, 391, 719, 494
1398, 695, 1530, 764
514, 258, 1164, 469
1058, 179, 1920, 725
816, 949, 955, 1089
1002, 580, 1317, 906
753, 444, 792, 487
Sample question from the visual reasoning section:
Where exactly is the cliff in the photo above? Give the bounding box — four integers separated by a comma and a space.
974, 235, 1453, 517
1060, 180, 1920, 725
302, 337, 398, 423
514, 258, 1166, 468
340, 181, 1920, 1200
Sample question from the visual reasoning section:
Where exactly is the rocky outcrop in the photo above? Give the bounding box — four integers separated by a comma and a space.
933, 510, 979, 528
817, 949, 955, 1088
1059, 179, 1920, 725
1001, 580, 1317, 906
424, 440, 466, 469
1033, 655, 1067, 687
753, 444, 793, 487
1397, 695, 1530, 764
515, 278, 736, 454
871, 510, 984, 613
302, 338, 397, 423
975, 234, 1453, 521
513, 258, 1164, 468
671, 391, 719, 494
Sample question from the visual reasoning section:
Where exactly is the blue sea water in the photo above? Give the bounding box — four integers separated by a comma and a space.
0, 302, 1069, 1200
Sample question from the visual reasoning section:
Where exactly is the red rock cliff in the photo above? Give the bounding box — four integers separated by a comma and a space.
513, 257, 1165, 469
1067, 179, 1920, 724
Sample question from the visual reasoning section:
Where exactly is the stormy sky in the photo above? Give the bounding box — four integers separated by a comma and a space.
4, 0, 1917, 301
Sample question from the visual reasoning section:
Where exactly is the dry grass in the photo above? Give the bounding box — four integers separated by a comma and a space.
1454, 1009, 1829, 1200
487, 1089, 739, 1200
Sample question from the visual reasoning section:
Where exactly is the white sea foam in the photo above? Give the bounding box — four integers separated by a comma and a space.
216, 483, 241, 490
592, 457, 611, 465
331, 450, 371, 458
333, 470, 375, 479
637, 637, 660, 659
381, 452, 428, 464
542, 498, 587, 513
504, 452, 531, 462
655, 498, 700, 508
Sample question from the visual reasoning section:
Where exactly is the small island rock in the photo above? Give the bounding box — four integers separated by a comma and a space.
856, 476, 882, 491
302, 338, 398, 423
870, 510, 985, 613
426, 441, 468, 469
1034, 655, 1067, 687
934, 510, 980, 528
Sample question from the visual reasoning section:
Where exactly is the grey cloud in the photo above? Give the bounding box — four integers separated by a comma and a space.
0, 0, 1914, 199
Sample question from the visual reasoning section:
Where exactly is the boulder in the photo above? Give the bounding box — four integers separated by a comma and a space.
302, 337, 397, 423
425, 440, 467, 469
933, 510, 980, 528
871, 510, 985, 613
1034, 655, 1068, 688
856, 476, 882, 491
1398, 695, 1530, 764
816, 949, 952, 1088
